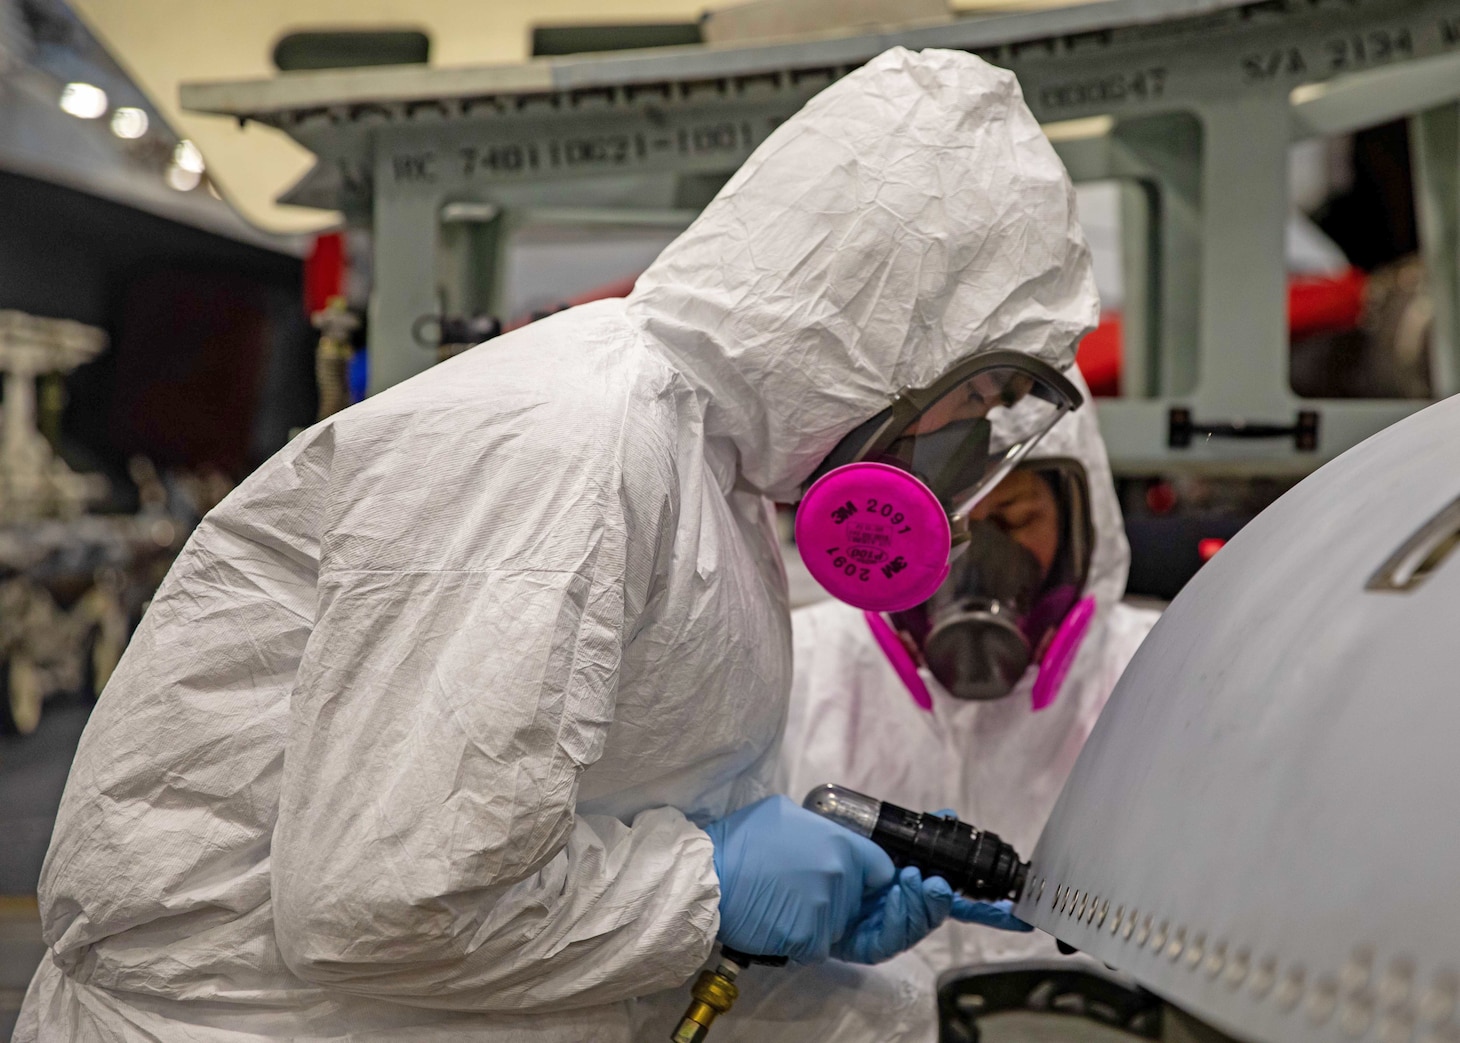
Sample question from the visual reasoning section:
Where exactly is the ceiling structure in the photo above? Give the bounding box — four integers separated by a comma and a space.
69, 0, 1075, 234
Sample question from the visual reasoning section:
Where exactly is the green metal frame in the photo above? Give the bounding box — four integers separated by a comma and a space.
183, 0, 1460, 474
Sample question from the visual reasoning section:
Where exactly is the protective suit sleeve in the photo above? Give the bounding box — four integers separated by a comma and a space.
270, 393, 720, 1012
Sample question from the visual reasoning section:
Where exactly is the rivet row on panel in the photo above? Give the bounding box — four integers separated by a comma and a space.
1029, 874, 1457, 1043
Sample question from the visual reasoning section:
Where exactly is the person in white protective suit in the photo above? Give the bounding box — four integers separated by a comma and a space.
18, 47, 1097, 1043
694, 371, 1160, 1043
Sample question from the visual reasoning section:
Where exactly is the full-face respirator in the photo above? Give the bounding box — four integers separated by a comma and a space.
890, 459, 1095, 705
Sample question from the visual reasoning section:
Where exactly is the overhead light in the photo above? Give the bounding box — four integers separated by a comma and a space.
110, 107, 148, 139
59, 82, 108, 119
1290, 83, 1331, 106
173, 139, 204, 174
166, 164, 201, 192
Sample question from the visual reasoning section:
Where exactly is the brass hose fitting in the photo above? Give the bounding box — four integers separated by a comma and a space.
670, 954, 743, 1043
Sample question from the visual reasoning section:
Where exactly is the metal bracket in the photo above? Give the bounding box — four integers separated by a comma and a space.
937, 960, 1163, 1043
1167, 408, 1319, 451
181, 0, 1460, 466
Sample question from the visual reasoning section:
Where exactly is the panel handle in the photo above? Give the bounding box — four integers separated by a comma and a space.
1367, 494, 1460, 592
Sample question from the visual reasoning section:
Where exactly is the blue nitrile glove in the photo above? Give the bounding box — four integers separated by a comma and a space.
931, 809, 1035, 933
952, 897, 1034, 931
704, 795, 897, 963
832, 865, 955, 964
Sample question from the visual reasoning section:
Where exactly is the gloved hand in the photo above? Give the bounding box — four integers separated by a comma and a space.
952, 897, 1034, 932
704, 795, 896, 963
832, 865, 954, 964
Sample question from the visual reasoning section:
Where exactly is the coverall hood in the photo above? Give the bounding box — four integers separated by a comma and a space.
627, 46, 1099, 502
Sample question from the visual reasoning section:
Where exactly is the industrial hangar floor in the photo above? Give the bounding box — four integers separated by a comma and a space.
0, 701, 88, 1038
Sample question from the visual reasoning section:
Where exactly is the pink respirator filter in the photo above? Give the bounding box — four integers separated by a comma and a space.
795, 462, 952, 613
864, 610, 934, 712
1029, 595, 1095, 711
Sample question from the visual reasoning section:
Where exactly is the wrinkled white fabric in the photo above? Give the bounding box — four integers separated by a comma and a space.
19, 46, 1095, 1042
699, 372, 1160, 1043
628, 50, 1097, 502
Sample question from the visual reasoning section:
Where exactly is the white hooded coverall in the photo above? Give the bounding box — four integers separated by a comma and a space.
18, 47, 1096, 1042
696, 371, 1160, 1042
